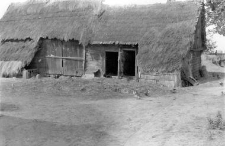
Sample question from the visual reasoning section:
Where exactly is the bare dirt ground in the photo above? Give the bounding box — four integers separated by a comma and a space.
0, 56, 224, 146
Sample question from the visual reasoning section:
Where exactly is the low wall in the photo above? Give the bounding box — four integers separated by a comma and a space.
139, 72, 181, 88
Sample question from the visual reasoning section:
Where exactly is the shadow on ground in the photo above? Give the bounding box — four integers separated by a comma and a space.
0, 115, 118, 146
0, 103, 20, 112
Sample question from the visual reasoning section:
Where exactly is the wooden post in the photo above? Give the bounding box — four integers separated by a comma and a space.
174, 71, 181, 87
83, 45, 86, 75
135, 48, 139, 82
23, 70, 29, 79
118, 47, 121, 79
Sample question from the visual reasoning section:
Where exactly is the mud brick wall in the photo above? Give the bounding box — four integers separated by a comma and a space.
85, 45, 119, 75
140, 72, 181, 88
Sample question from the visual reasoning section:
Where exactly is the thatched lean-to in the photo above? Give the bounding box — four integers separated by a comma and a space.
0, 61, 23, 76
0, 40, 37, 62
0, 40, 38, 76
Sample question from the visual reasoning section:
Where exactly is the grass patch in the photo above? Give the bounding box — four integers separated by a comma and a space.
207, 111, 225, 130
207, 111, 225, 141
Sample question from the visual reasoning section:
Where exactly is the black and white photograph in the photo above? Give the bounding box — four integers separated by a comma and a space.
0, 0, 224, 145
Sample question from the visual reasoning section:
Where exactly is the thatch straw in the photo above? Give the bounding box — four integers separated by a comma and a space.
0, 0, 102, 41
138, 21, 196, 73
92, 2, 200, 43
0, 40, 38, 63
0, 61, 23, 76
0, 40, 38, 76
0, 1, 200, 43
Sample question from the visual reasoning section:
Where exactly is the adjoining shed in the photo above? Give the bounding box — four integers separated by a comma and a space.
90, 1, 206, 87
0, 0, 206, 87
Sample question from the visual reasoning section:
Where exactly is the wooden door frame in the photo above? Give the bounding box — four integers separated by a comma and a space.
118, 48, 137, 78
104, 50, 119, 77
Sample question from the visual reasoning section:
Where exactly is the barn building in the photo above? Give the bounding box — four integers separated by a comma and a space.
0, 0, 206, 87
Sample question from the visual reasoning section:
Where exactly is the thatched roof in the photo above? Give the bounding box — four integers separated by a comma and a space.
0, 0, 201, 44
92, 2, 200, 43
0, 0, 101, 42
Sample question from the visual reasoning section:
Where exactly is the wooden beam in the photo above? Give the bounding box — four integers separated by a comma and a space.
135, 53, 138, 81
46, 56, 84, 61
118, 47, 121, 78
122, 48, 136, 51
82, 45, 86, 75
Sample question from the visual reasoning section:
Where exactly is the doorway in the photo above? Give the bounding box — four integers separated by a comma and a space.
105, 52, 118, 76
123, 50, 135, 76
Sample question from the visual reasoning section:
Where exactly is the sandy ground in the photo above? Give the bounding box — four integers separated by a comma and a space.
0, 56, 224, 146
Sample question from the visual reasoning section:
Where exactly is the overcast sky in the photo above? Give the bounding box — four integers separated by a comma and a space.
0, 0, 224, 52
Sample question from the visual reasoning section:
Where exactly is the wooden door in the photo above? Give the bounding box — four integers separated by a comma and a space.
123, 50, 135, 76
62, 41, 84, 76
45, 40, 63, 75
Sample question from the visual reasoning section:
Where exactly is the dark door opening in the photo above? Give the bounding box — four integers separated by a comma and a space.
123, 50, 135, 76
105, 52, 118, 76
